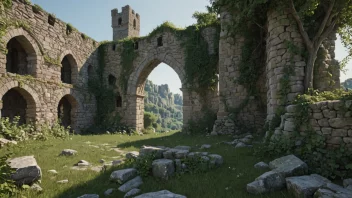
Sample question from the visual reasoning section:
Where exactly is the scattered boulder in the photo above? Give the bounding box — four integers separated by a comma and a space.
187, 152, 208, 159
30, 183, 42, 192
110, 168, 137, 184
124, 188, 141, 198
239, 138, 252, 144
57, 179, 68, 184
60, 149, 77, 156
200, 144, 211, 149
125, 151, 139, 159
118, 176, 143, 193
163, 149, 189, 159
254, 162, 269, 170
139, 146, 167, 159
76, 160, 90, 166
152, 159, 175, 179
269, 154, 308, 177
112, 160, 123, 166
247, 180, 267, 195
8, 156, 42, 185
104, 188, 114, 196
134, 190, 186, 198
0, 138, 17, 147
208, 154, 223, 167
322, 183, 352, 196
77, 194, 99, 198
235, 142, 249, 148
343, 178, 352, 188
256, 171, 286, 191
48, 170, 58, 174
173, 146, 191, 151
286, 174, 330, 198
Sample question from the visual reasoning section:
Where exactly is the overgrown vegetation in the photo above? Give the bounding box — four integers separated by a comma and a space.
183, 107, 217, 134
0, 153, 17, 197
0, 117, 70, 141
258, 89, 352, 179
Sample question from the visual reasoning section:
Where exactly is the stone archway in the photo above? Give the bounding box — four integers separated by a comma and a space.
126, 54, 187, 132
1, 28, 42, 76
57, 94, 78, 129
0, 85, 38, 124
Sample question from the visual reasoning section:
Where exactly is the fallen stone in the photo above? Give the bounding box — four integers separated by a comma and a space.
139, 146, 167, 159
235, 142, 248, 148
255, 171, 286, 191
254, 162, 269, 170
124, 188, 141, 198
208, 154, 223, 167
286, 175, 330, 198
110, 168, 137, 184
60, 149, 77, 156
200, 144, 211, 149
118, 176, 143, 193
269, 155, 308, 177
313, 188, 336, 198
187, 152, 208, 159
57, 179, 68, 184
104, 188, 114, 196
343, 178, 352, 188
134, 190, 186, 198
173, 146, 191, 150
30, 183, 42, 192
239, 138, 252, 144
8, 156, 42, 185
175, 159, 182, 173
247, 180, 268, 194
152, 159, 175, 180
48, 170, 58, 174
126, 151, 139, 159
163, 149, 189, 159
77, 194, 99, 198
0, 138, 17, 147
322, 182, 352, 196
112, 160, 123, 166
76, 160, 90, 166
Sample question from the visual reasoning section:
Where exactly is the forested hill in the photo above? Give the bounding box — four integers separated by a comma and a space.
144, 80, 183, 131
342, 78, 352, 90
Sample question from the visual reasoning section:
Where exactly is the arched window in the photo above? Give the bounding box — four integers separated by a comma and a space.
108, 74, 117, 86
2, 89, 27, 125
133, 19, 137, 29
118, 18, 122, 25
87, 65, 93, 79
61, 56, 72, 84
116, 95, 122, 107
6, 38, 28, 75
57, 94, 78, 129
157, 36, 163, 47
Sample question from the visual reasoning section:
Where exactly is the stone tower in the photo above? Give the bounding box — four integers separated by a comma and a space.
111, 5, 140, 41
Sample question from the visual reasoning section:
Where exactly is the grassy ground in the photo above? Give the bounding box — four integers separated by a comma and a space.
1, 131, 294, 198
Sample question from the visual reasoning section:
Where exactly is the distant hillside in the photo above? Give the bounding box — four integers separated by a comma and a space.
341, 78, 352, 90
144, 80, 183, 131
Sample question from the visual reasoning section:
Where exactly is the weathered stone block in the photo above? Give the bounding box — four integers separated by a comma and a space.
152, 159, 175, 180
110, 168, 137, 184
8, 156, 42, 185
118, 176, 143, 193
286, 175, 329, 198
269, 155, 308, 177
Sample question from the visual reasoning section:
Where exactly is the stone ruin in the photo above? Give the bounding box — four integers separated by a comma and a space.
0, 0, 350, 150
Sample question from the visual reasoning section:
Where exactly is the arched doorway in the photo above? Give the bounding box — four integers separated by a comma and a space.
0, 87, 37, 125
57, 95, 77, 129
6, 36, 36, 75
127, 56, 186, 132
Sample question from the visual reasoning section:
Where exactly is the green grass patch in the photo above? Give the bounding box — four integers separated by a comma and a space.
1, 131, 293, 198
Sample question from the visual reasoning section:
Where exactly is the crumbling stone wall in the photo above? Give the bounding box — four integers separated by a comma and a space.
0, 0, 97, 132
275, 100, 352, 148
104, 27, 219, 131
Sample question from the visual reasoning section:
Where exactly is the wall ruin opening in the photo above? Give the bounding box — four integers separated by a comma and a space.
61, 54, 78, 84
0, 87, 36, 125
57, 95, 78, 129
6, 36, 37, 76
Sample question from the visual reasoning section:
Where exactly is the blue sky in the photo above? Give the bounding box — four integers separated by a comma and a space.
31, 0, 352, 94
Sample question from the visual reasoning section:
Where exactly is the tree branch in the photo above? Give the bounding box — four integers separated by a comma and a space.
316, 20, 337, 48
289, 0, 313, 50
313, 0, 335, 42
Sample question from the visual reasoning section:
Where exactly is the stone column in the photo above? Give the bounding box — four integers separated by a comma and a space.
266, 9, 306, 121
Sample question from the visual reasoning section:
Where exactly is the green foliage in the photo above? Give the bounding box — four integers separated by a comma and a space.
32, 4, 43, 13
66, 23, 76, 35
143, 112, 157, 129
0, 117, 70, 141
183, 108, 217, 134
181, 155, 211, 174
192, 11, 218, 27
0, 153, 17, 197
131, 153, 155, 177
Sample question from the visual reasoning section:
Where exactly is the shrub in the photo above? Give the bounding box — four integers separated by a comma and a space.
131, 153, 155, 177
183, 108, 216, 134
0, 154, 17, 197
144, 112, 157, 129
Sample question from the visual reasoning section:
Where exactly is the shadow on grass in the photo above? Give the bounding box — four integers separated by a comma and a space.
53, 132, 294, 198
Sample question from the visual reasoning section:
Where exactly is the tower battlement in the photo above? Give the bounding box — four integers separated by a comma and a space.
111, 5, 140, 41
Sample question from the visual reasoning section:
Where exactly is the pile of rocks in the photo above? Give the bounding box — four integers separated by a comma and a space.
211, 117, 236, 135
224, 134, 254, 148
139, 145, 223, 179
247, 155, 352, 197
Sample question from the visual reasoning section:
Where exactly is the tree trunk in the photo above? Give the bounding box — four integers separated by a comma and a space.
304, 48, 319, 92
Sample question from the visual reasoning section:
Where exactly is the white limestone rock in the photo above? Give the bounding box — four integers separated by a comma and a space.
8, 156, 42, 185
110, 168, 137, 184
